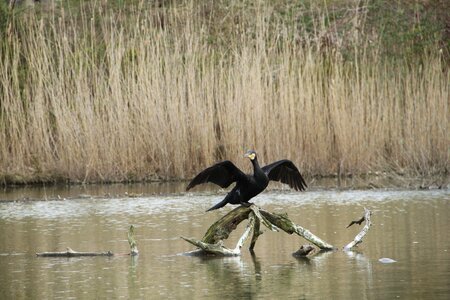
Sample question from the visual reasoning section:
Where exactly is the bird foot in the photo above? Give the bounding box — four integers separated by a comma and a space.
240, 202, 251, 207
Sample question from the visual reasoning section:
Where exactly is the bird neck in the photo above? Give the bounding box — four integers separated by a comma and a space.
251, 158, 262, 174
251, 158, 268, 187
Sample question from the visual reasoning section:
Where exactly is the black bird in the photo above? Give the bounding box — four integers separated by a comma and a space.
186, 150, 307, 211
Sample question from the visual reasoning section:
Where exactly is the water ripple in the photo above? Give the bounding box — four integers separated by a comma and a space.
0, 189, 447, 220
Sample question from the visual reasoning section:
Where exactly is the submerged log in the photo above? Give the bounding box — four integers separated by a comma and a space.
182, 205, 335, 256
344, 208, 372, 250
36, 247, 113, 257
36, 225, 139, 257
292, 245, 316, 257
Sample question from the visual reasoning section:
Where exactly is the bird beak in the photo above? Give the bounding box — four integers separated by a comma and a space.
244, 150, 256, 160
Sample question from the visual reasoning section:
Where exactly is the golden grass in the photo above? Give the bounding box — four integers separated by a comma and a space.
0, 3, 448, 184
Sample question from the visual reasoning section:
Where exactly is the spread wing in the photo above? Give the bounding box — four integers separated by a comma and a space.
261, 159, 307, 191
186, 160, 247, 190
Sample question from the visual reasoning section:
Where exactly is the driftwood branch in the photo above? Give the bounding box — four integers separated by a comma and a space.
36, 225, 139, 257
182, 207, 280, 256
182, 205, 335, 256
182, 212, 256, 256
36, 247, 113, 257
259, 210, 335, 250
249, 214, 262, 251
250, 205, 278, 232
344, 208, 372, 250
201, 206, 252, 244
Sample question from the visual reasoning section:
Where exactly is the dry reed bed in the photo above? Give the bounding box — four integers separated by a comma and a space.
0, 7, 448, 184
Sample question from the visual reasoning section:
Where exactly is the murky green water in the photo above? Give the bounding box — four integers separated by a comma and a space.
0, 184, 449, 299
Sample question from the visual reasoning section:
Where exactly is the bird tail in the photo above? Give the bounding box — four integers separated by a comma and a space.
206, 199, 228, 212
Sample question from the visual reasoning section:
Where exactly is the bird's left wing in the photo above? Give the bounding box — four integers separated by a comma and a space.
262, 160, 307, 191
186, 160, 247, 190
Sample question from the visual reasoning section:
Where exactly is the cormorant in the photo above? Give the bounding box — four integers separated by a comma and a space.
186, 150, 307, 211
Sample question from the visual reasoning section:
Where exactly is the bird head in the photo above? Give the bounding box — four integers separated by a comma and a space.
244, 150, 257, 161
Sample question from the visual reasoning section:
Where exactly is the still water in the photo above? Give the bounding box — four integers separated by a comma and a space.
0, 183, 449, 299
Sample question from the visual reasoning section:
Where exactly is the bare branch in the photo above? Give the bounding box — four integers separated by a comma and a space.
260, 210, 335, 250
250, 205, 278, 231
344, 208, 372, 250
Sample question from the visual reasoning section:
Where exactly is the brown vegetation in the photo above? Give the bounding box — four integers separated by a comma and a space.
0, 1, 448, 184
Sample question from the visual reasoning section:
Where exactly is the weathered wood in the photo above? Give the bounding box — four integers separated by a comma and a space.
344, 208, 372, 250
128, 225, 139, 256
259, 210, 335, 250
292, 245, 315, 257
36, 247, 113, 257
182, 212, 257, 256
36, 225, 139, 257
249, 215, 262, 250
182, 237, 231, 255
232, 212, 256, 253
182, 205, 335, 255
250, 205, 278, 232
202, 206, 252, 244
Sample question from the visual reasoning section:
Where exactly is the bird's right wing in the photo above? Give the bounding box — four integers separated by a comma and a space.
186, 160, 247, 190
262, 159, 307, 191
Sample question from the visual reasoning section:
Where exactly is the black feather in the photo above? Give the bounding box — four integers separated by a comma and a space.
187, 152, 307, 211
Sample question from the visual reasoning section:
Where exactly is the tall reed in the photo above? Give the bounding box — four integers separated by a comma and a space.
0, 2, 448, 184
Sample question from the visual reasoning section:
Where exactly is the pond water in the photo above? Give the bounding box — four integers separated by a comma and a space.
0, 183, 449, 299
